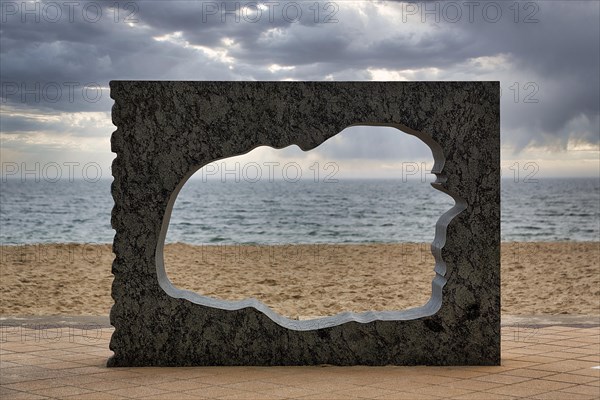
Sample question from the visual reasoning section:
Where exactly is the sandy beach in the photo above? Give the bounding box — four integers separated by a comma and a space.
1, 242, 598, 317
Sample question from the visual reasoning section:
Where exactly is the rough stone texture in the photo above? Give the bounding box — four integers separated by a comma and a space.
108, 81, 500, 367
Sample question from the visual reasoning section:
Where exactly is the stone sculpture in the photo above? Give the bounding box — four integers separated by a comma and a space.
108, 81, 500, 366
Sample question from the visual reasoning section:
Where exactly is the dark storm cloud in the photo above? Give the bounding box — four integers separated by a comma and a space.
0, 1, 241, 112
0, 113, 51, 133
0, 0, 598, 153
130, 0, 324, 48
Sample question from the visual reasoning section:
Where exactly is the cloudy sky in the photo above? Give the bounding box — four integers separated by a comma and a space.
1, 0, 598, 180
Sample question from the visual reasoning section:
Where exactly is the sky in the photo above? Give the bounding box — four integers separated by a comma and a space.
1, 0, 599, 180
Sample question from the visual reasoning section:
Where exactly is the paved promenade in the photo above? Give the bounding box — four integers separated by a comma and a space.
1, 316, 598, 399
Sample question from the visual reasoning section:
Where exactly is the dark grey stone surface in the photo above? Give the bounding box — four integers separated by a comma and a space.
108, 81, 500, 366
9, 314, 599, 330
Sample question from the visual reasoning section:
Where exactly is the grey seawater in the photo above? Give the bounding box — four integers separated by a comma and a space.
501, 178, 599, 242
168, 179, 454, 244
0, 178, 598, 244
1, 179, 115, 244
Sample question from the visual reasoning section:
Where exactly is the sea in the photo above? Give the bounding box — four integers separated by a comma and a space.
0, 178, 598, 245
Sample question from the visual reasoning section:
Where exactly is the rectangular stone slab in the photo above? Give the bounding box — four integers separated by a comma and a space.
108, 81, 500, 366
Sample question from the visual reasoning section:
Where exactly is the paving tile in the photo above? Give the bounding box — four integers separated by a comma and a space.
542, 351, 589, 358
499, 368, 557, 379
367, 378, 430, 391
0, 353, 44, 362
62, 346, 106, 354
63, 392, 130, 399
2, 377, 68, 391
259, 385, 319, 398
530, 336, 574, 343
74, 358, 112, 367
247, 366, 297, 376
373, 367, 432, 377
529, 360, 599, 373
570, 336, 600, 344
528, 338, 582, 353
86, 370, 143, 380
559, 384, 600, 396
21, 349, 73, 358
461, 365, 525, 374
192, 373, 259, 386
148, 378, 212, 391
0, 365, 44, 377
261, 372, 331, 386
451, 392, 517, 400
0, 387, 19, 397
0, 343, 48, 353
165, 370, 218, 380
500, 343, 528, 351
298, 392, 376, 400
114, 374, 179, 386
214, 369, 281, 381
506, 347, 549, 355
140, 393, 209, 400
0, 388, 50, 399
34, 341, 90, 351
220, 380, 280, 392
285, 380, 363, 393
558, 346, 599, 355
1, 366, 77, 382
336, 374, 394, 386
486, 379, 575, 397
474, 373, 532, 384
405, 374, 459, 385
0, 360, 23, 368
542, 372, 599, 384
421, 368, 489, 379
219, 391, 288, 399
330, 385, 399, 398
404, 385, 473, 398
551, 339, 589, 353
530, 390, 598, 400
105, 385, 171, 398
566, 328, 600, 335
185, 386, 253, 398
583, 378, 600, 387
440, 378, 505, 391
30, 385, 95, 398
576, 355, 600, 363
577, 343, 600, 354
65, 365, 116, 375
0, 375, 29, 385
2, 323, 599, 400
501, 359, 543, 368
542, 326, 581, 332
9, 356, 66, 366
77, 378, 140, 391
376, 392, 442, 400
509, 355, 564, 364
43, 352, 98, 362
35, 361, 86, 369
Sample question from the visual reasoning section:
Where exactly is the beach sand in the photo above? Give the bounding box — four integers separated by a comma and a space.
1, 242, 598, 317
